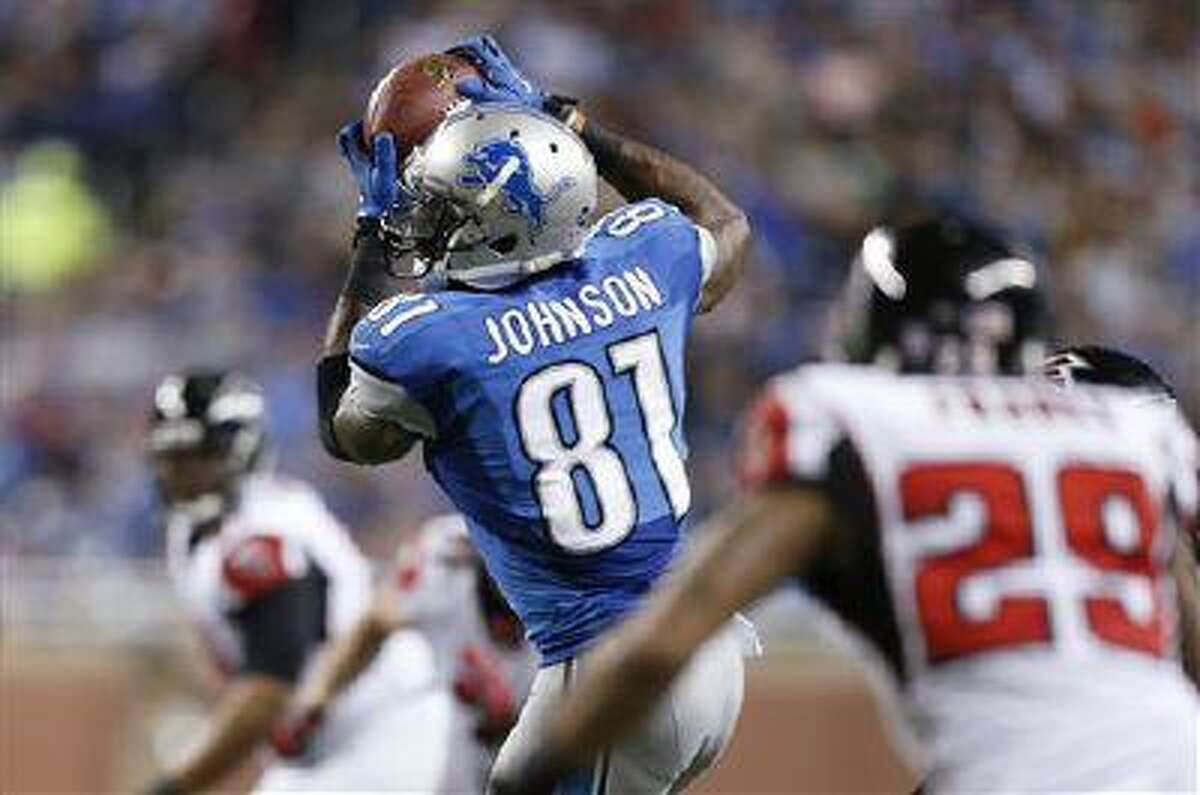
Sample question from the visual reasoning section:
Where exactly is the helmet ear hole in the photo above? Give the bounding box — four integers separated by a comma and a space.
488, 234, 518, 255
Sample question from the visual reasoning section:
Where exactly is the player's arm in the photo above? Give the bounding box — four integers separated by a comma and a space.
498, 485, 837, 795
317, 124, 423, 465
580, 120, 749, 312
147, 570, 326, 794
147, 676, 290, 795
1172, 532, 1200, 685
322, 354, 422, 465
281, 525, 470, 747
289, 587, 409, 720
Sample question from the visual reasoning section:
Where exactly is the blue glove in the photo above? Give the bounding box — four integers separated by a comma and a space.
337, 121, 403, 220
449, 34, 547, 110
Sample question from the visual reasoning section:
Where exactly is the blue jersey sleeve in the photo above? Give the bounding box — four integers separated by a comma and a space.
589, 199, 715, 313
348, 294, 460, 435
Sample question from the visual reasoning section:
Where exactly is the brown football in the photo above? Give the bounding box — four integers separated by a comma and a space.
363, 52, 481, 155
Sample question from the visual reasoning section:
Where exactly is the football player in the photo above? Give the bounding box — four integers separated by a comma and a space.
273, 513, 537, 792
314, 35, 753, 793
501, 216, 1200, 793
142, 371, 452, 795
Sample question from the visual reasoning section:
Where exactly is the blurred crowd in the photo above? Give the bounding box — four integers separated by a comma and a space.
2, 0, 1196, 557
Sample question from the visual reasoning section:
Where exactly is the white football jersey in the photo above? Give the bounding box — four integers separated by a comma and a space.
166, 473, 447, 785
384, 514, 538, 792
743, 364, 1200, 793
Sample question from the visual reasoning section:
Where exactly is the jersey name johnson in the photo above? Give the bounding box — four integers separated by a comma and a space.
483, 266, 666, 365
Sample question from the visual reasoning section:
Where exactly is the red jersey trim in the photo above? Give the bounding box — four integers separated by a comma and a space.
222, 535, 293, 602
739, 390, 792, 488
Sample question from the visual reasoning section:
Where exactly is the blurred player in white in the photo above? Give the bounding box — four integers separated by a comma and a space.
502, 215, 1200, 794
142, 370, 451, 794
275, 513, 537, 792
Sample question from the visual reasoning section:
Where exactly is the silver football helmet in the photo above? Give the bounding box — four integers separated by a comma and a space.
388, 103, 598, 290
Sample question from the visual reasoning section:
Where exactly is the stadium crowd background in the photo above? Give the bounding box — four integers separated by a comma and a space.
3, 0, 1197, 558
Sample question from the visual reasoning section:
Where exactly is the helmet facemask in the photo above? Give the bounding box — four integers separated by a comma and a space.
381, 179, 472, 275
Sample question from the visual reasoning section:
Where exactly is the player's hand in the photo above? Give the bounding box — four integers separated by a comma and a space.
452, 643, 516, 745
336, 121, 404, 220
448, 34, 547, 110
268, 705, 325, 760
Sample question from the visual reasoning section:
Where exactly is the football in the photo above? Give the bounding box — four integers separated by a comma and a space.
364, 52, 481, 155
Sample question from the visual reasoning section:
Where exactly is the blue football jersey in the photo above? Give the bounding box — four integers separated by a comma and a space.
350, 199, 715, 663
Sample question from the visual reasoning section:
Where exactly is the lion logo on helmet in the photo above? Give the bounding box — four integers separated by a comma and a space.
459, 139, 575, 237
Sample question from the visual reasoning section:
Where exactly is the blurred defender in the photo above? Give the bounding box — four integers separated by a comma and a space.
508, 216, 1200, 793
275, 513, 538, 792
143, 371, 450, 794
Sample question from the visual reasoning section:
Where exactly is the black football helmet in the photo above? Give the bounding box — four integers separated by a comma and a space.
148, 370, 266, 526
1043, 345, 1175, 402
826, 214, 1047, 375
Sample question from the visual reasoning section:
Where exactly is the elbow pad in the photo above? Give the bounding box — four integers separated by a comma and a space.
316, 353, 353, 461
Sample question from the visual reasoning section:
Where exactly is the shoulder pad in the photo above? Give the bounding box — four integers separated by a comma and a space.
391, 514, 472, 590
738, 368, 847, 488
352, 293, 445, 351
221, 534, 307, 602
588, 198, 692, 243
350, 293, 462, 395
387, 527, 466, 626
583, 199, 709, 310
739, 389, 792, 486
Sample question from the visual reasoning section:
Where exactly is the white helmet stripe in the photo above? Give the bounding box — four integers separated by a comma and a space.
473, 155, 521, 209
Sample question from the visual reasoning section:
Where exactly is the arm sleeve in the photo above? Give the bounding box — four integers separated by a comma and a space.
695, 224, 718, 291
230, 567, 328, 683
344, 360, 438, 439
